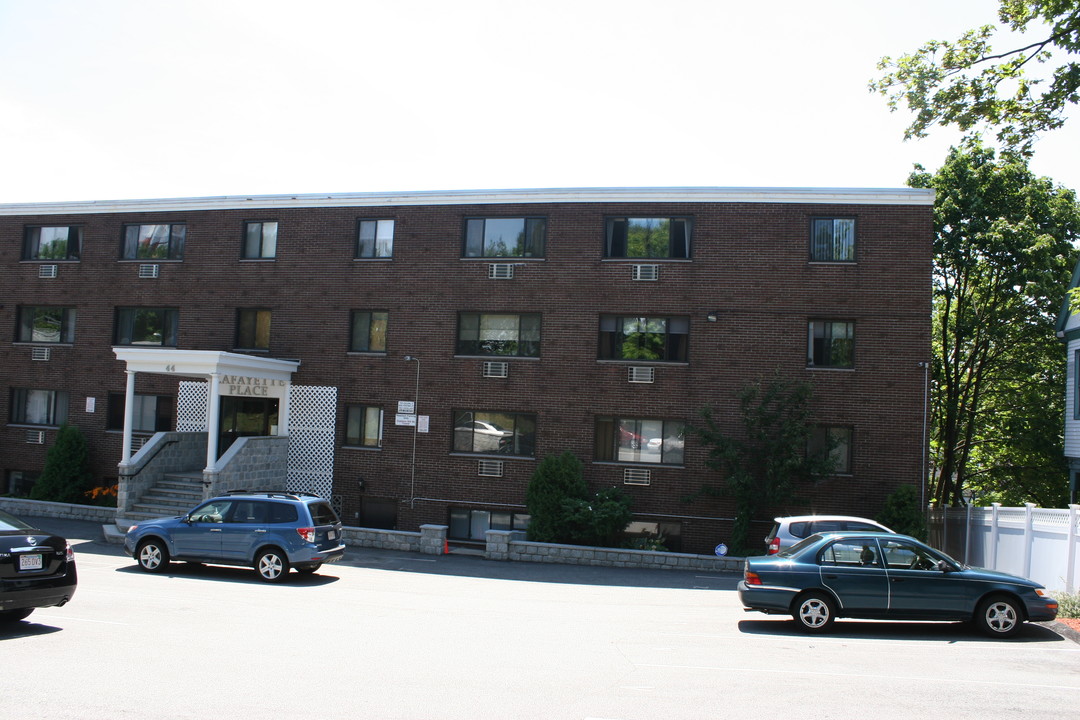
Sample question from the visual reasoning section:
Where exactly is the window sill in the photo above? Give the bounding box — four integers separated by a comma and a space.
346, 351, 388, 357
7, 423, 62, 430
601, 257, 691, 263
353, 257, 394, 261
449, 452, 536, 461
592, 460, 685, 469
233, 348, 270, 354
342, 444, 383, 451
239, 258, 276, 262
12, 342, 74, 348
807, 261, 857, 266
460, 257, 546, 262
118, 259, 184, 263
596, 360, 689, 367
20, 259, 80, 264
806, 366, 855, 372
454, 354, 540, 361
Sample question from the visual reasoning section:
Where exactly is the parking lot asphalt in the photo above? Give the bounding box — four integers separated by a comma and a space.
21, 515, 742, 591
20, 514, 1080, 641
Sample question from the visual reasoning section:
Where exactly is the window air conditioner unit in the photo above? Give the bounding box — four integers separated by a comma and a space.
623, 468, 651, 486
31, 347, 51, 361
26, 430, 45, 445
632, 264, 659, 281
488, 263, 515, 279
478, 460, 505, 477
627, 366, 655, 383
138, 264, 160, 278
482, 361, 509, 378
131, 435, 150, 451
38, 264, 58, 279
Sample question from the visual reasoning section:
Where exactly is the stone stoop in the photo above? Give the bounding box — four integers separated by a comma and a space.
126, 470, 204, 523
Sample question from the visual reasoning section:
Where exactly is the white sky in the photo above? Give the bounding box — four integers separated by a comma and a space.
0, 0, 1077, 203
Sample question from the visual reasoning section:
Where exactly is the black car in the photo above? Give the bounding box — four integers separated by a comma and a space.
0, 509, 78, 623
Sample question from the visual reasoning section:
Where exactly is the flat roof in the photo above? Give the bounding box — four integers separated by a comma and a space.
0, 186, 935, 216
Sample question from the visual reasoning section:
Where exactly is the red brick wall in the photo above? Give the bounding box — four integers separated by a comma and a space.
0, 197, 932, 554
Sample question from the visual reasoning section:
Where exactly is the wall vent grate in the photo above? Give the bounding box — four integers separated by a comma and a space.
623, 468, 651, 486
488, 263, 515, 279
138, 264, 160, 279
38, 264, 58, 279
627, 366, 655, 383
478, 459, 505, 477
31, 347, 52, 361
632, 264, 659, 281
482, 361, 509, 378
26, 430, 45, 445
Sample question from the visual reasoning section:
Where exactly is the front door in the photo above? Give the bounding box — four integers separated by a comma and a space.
219, 396, 279, 457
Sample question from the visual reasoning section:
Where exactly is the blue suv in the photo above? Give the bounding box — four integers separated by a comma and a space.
124, 491, 346, 582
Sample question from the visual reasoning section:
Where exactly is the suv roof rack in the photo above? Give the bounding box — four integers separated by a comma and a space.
223, 489, 322, 500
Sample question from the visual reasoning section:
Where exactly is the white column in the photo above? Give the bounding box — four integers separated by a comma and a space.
120, 370, 137, 466
278, 382, 291, 436
205, 373, 222, 472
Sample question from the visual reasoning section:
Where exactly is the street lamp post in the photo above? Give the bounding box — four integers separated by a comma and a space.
404, 356, 420, 508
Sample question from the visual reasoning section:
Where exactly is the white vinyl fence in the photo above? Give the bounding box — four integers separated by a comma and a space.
927, 503, 1080, 594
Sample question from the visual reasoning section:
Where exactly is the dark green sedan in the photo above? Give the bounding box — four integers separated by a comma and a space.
738, 531, 1058, 638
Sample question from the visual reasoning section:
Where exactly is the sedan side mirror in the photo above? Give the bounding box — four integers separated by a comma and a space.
936, 560, 951, 573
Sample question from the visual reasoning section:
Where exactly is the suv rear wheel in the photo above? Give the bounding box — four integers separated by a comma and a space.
255, 548, 290, 583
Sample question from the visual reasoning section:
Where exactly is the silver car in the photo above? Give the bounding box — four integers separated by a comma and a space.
765, 515, 893, 554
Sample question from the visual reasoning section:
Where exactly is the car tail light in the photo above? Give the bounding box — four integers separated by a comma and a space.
767, 536, 780, 555
744, 570, 762, 586
296, 527, 315, 543
65, 543, 75, 563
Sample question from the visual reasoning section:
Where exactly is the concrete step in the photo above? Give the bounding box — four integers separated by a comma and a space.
131, 501, 191, 517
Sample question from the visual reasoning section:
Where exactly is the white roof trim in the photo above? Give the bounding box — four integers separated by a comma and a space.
113, 348, 300, 380
0, 186, 935, 215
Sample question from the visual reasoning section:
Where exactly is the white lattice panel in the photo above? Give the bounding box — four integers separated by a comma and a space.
286, 385, 338, 498
177, 381, 209, 431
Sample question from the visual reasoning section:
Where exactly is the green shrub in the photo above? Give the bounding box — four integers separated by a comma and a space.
1056, 590, 1080, 619
877, 484, 927, 540
29, 425, 96, 504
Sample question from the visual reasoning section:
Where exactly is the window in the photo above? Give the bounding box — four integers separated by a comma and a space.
346, 405, 383, 447
808, 426, 852, 474
457, 312, 540, 357
598, 315, 688, 362
107, 393, 173, 433
453, 410, 536, 456
10, 388, 68, 426
114, 308, 179, 346
624, 520, 683, 552
122, 223, 185, 260
349, 311, 388, 353
16, 307, 76, 344
605, 218, 691, 258
5, 470, 38, 497
356, 219, 394, 258
243, 221, 277, 259
449, 508, 530, 541
808, 321, 854, 368
595, 417, 685, 464
1075, 350, 1080, 421
821, 540, 881, 567
236, 309, 272, 350
23, 226, 82, 261
810, 217, 855, 262
464, 217, 545, 258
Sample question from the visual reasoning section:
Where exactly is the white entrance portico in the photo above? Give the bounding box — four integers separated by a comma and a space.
112, 348, 300, 472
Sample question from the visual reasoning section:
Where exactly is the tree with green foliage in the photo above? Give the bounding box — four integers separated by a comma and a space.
688, 374, 836, 553
872, 1, 1080, 153
525, 451, 634, 547
909, 138, 1080, 507
29, 425, 97, 504
876, 485, 928, 540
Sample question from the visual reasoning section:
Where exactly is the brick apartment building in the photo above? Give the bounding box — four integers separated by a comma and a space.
0, 187, 933, 554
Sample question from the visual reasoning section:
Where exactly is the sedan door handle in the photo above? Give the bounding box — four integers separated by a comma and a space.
254, 529, 267, 534
209, 528, 222, 533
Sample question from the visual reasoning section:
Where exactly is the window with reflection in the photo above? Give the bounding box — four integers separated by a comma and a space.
807, 425, 852, 474
453, 410, 536, 456
236, 309, 272, 350
346, 405, 383, 447
595, 417, 685, 465
107, 393, 173, 433
243, 221, 278, 259
114, 308, 179, 346
350, 311, 388, 353
122, 223, 186, 260
356, 219, 394, 258
598, 315, 688, 362
17, 307, 76, 344
464, 218, 545, 258
10, 388, 69, 426
457, 312, 540, 357
23, 226, 82, 261
605, 218, 690, 258
808, 320, 854, 368
810, 218, 855, 262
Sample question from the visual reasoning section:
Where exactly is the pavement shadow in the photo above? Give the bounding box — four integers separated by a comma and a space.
0, 621, 63, 640
738, 617, 1065, 643
113, 562, 339, 587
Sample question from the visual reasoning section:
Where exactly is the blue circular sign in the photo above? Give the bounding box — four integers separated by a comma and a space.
714, 543, 728, 556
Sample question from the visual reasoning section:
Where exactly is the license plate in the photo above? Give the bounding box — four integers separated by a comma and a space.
19, 554, 43, 571
328, 530, 337, 540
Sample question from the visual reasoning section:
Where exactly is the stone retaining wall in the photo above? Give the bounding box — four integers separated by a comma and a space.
0, 497, 117, 524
